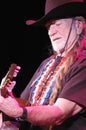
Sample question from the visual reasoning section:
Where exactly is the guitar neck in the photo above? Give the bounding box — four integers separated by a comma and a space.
0, 63, 18, 98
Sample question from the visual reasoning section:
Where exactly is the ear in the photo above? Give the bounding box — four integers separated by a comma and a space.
75, 19, 84, 35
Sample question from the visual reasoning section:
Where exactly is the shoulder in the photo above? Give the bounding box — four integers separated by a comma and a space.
64, 53, 86, 82
72, 52, 86, 72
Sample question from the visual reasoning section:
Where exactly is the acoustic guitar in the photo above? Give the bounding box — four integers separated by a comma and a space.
0, 63, 27, 105
0, 63, 27, 129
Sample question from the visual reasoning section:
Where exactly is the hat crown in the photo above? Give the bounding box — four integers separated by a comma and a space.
26, 0, 86, 26
45, 0, 83, 15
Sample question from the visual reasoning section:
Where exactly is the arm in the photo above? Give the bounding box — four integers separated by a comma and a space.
25, 98, 82, 126
0, 94, 82, 126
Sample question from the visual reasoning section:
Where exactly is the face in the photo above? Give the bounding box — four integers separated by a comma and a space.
45, 18, 80, 55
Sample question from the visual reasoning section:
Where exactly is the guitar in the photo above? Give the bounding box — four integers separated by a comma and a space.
0, 63, 18, 97
0, 63, 27, 105
0, 63, 29, 130
0, 63, 18, 128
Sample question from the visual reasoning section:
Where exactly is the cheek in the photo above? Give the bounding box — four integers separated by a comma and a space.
58, 27, 69, 42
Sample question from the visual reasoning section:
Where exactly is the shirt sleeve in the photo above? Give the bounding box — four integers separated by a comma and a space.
59, 57, 86, 108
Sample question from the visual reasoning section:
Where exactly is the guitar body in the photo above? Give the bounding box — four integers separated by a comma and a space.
16, 98, 27, 107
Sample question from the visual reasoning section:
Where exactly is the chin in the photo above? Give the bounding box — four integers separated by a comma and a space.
53, 47, 66, 55
53, 47, 63, 52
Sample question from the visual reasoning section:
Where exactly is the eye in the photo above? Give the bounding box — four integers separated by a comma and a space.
56, 23, 61, 26
55, 22, 62, 26
55, 20, 63, 26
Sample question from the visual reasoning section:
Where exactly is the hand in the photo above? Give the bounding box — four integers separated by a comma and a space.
0, 79, 16, 93
0, 94, 23, 118
0, 65, 23, 118
0, 65, 21, 89
11, 65, 21, 78
0, 65, 21, 97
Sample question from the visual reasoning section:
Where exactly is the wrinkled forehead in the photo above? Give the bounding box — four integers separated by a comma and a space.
45, 18, 73, 28
45, 16, 86, 28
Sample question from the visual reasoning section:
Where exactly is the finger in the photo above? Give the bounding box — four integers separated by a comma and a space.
0, 94, 4, 105
13, 66, 21, 77
7, 81, 16, 92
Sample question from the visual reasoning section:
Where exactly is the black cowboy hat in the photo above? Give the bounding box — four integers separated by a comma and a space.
26, 0, 86, 26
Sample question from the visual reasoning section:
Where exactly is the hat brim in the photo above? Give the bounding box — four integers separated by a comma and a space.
26, 2, 86, 26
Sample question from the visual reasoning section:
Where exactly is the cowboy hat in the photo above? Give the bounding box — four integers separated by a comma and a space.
26, 0, 86, 26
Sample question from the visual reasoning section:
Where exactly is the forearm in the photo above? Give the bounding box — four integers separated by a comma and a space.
25, 105, 63, 126
0, 96, 63, 126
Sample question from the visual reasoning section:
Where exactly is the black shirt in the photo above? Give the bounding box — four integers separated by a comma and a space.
54, 50, 86, 130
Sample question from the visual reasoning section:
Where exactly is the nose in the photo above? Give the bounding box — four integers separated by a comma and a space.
48, 25, 57, 37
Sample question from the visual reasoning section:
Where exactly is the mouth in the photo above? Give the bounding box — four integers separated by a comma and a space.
52, 37, 61, 42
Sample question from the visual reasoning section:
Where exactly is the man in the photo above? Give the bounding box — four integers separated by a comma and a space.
0, 0, 86, 130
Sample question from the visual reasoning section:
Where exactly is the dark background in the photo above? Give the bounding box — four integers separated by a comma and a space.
0, 0, 86, 97
0, 0, 51, 97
